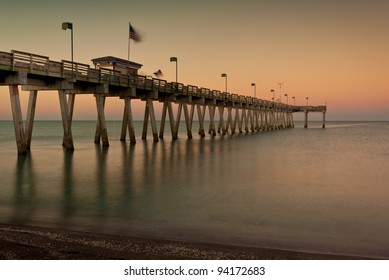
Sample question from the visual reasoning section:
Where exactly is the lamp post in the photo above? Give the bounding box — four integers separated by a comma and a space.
251, 83, 256, 98
221, 73, 228, 92
170, 57, 178, 84
292, 96, 295, 106
270, 89, 275, 102
306, 97, 309, 106
284, 93, 288, 105
277, 82, 284, 102
62, 22, 74, 79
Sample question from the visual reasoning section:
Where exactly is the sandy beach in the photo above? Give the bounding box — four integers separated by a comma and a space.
0, 223, 369, 260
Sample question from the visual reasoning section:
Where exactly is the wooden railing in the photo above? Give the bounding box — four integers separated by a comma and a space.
0, 50, 326, 111
11, 50, 49, 73
0, 51, 12, 67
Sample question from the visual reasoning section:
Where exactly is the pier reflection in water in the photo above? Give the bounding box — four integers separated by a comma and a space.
2, 121, 389, 258
8, 135, 261, 237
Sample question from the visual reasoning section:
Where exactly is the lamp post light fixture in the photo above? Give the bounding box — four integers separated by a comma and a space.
292, 96, 295, 106
62, 22, 74, 79
221, 73, 228, 92
251, 83, 256, 98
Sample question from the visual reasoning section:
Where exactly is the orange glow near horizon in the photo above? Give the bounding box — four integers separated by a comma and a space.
0, 0, 388, 121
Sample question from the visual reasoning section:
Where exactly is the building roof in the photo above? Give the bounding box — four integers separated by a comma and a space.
91, 56, 143, 70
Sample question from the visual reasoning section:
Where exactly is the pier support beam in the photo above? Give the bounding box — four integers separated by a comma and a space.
159, 101, 176, 139
304, 111, 308, 129
94, 95, 109, 147
148, 99, 158, 142
249, 109, 255, 132
285, 111, 289, 128
208, 105, 216, 136
173, 103, 183, 139
254, 110, 259, 131
322, 111, 326, 128
25, 90, 38, 149
8, 87, 42, 153
62, 94, 75, 147
59, 90, 75, 151
120, 97, 136, 143
241, 109, 249, 133
159, 101, 168, 139
217, 106, 226, 135
226, 107, 233, 133
159, 100, 177, 140
94, 96, 105, 144
142, 99, 159, 142
183, 103, 193, 139
190, 105, 195, 136
236, 108, 241, 133
261, 109, 266, 131
269, 110, 274, 130
9, 85, 27, 154
197, 104, 205, 137
231, 108, 239, 134
167, 101, 176, 139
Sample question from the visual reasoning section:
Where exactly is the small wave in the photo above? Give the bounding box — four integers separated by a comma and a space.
325, 122, 369, 128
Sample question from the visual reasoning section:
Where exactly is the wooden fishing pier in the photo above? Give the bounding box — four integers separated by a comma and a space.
0, 50, 326, 154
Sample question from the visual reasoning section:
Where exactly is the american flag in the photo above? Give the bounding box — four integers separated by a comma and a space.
129, 25, 141, 42
153, 69, 163, 77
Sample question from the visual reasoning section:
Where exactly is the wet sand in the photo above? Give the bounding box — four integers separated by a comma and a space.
0, 223, 368, 260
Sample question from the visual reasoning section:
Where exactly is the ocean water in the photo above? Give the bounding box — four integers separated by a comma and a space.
0, 120, 389, 258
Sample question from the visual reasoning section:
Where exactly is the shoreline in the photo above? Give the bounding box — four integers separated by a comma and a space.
0, 223, 371, 260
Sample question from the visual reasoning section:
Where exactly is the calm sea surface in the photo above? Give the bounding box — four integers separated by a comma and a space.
1, 120, 389, 258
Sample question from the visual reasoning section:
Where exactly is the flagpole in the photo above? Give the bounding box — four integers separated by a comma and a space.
71, 24, 74, 79
127, 21, 131, 74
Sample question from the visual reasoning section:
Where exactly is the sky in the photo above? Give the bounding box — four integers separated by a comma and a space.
0, 0, 388, 121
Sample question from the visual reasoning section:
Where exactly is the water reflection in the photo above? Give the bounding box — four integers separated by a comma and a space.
12, 154, 35, 223
119, 142, 135, 215
95, 145, 108, 218
6, 124, 389, 258
62, 151, 74, 218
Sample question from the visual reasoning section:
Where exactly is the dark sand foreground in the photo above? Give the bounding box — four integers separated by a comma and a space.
0, 224, 367, 260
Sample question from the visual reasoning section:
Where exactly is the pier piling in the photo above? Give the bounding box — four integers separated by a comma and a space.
197, 104, 205, 137
9, 85, 27, 154
95, 95, 109, 147
183, 103, 192, 139
142, 99, 159, 142
25, 90, 37, 150
59, 90, 75, 151
121, 97, 136, 143
304, 111, 308, 129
